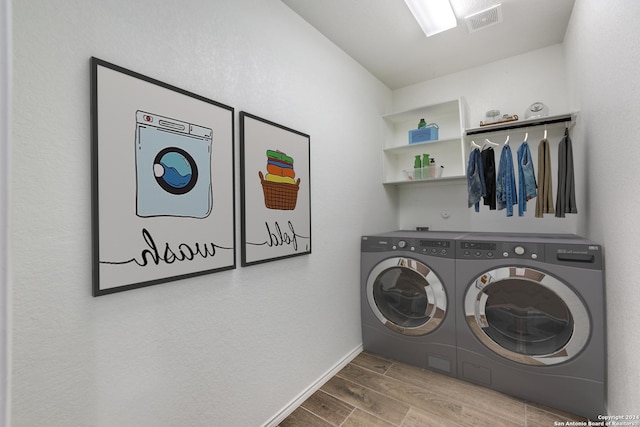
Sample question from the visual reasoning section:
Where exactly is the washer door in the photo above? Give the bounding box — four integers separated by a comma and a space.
465, 266, 590, 366
153, 147, 199, 195
367, 257, 447, 336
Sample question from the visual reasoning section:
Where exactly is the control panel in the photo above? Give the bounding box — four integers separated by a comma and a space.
458, 240, 544, 260
392, 239, 451, 257
361, 236, 454, 258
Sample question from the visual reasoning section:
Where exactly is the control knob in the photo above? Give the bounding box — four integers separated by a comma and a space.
397, 240, 407, 249
514, 246, 525, 256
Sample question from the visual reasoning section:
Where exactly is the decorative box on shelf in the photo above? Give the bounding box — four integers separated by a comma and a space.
409, 124, 439, 144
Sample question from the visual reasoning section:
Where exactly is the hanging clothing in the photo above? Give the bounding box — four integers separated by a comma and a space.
467, 148, 486, 212
517, 141, 537, 216
555, 128, 578, 217
496, 144, 517, 217
481, 147, 497, 210
535, 138, 554, 217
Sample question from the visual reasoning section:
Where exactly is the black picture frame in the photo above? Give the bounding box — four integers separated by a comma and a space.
91, 57, 236, 296
239, 112, 311, 266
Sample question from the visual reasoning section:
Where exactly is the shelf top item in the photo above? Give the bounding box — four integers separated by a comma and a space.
465, 112, 577, 136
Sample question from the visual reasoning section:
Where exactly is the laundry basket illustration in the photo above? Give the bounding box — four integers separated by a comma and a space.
259, 171, 300, 210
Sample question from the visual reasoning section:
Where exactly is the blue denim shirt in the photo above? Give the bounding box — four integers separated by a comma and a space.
517, 141, 537, 216
496, 145, 517, 216
467, 148, 486, 212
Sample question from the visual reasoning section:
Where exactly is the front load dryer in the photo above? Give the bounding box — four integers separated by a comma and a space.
361, 231, 464, 377
455, 233, 606, 419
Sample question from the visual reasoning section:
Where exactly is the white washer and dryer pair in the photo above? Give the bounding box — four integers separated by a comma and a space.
360, 230, 606, 419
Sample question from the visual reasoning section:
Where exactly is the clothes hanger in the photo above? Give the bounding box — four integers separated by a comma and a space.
543, 125, 548, 140
524, 131, 529, 143
471, 140, 482, 150
482, 138, 499, 149
504, 134, 510, 145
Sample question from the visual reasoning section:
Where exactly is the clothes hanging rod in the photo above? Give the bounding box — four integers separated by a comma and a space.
465, 113, 575, 136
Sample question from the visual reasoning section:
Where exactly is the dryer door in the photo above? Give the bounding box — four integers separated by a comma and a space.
465, 266, 590, 366
367, 257, 447, 336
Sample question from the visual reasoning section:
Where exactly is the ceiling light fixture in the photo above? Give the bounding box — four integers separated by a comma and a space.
404, 0, 458, 37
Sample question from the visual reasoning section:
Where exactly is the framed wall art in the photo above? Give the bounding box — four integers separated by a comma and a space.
91, 57, 235, 296
240, 112, 311, 266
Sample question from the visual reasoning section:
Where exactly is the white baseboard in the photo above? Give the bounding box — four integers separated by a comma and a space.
263, 344, 363, 427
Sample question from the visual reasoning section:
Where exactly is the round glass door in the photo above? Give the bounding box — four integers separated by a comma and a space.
465, 266, 590, 365
367, 257, 447, 336
153, 147, 198, 195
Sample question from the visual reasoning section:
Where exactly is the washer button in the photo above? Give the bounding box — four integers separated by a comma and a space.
503, 251, 509, 257
487, 252, 494, 258
531, 253, 538, 259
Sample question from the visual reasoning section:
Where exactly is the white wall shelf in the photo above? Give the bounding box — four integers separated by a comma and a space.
381, 98, 468, 185
465, 112, 576, 136
382, 175, 466, 186
462, 112, 578, 160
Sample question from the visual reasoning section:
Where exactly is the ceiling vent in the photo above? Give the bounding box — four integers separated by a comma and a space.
465, 4, 503, 33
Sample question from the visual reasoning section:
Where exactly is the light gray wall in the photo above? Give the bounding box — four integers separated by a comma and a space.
564, 0, 640, 416
10, 1, 394, 426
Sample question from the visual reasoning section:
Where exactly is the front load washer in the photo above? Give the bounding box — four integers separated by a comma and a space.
455, 232, 605, 418
135, 111, 213, 219
361, 231, 465, 376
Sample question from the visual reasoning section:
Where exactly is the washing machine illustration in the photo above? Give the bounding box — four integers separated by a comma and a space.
135, 111, 213, 218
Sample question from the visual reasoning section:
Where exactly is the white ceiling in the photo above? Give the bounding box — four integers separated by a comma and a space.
281, 0, 576, 89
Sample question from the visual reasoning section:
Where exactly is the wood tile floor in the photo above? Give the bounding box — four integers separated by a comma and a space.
278, 351, 588, 427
